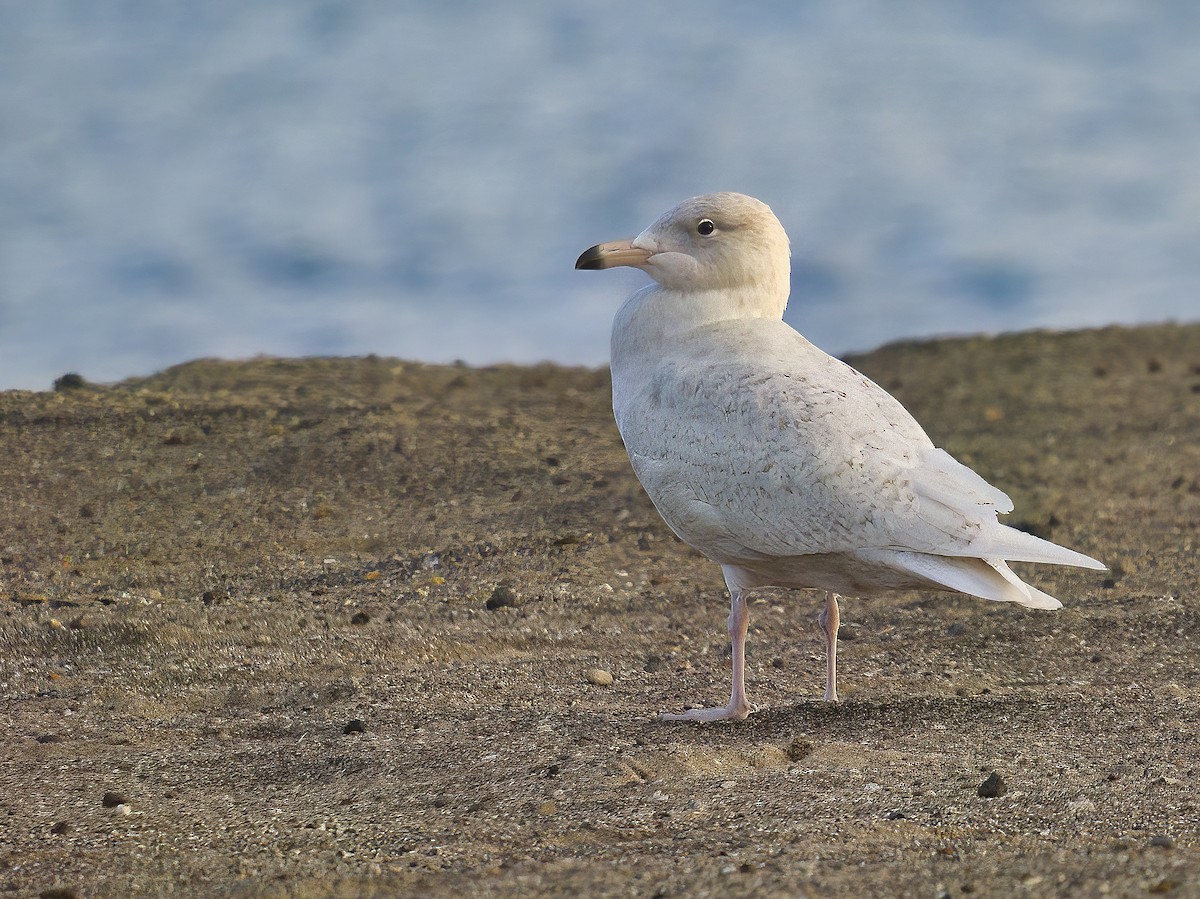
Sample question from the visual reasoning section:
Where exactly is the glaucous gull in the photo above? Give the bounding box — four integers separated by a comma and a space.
576, 192, 1105, 722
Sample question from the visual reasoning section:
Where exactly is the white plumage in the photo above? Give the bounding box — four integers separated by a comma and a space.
576, 192, 1104, 721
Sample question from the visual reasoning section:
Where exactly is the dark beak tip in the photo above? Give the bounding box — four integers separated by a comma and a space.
575, 244, 604, 271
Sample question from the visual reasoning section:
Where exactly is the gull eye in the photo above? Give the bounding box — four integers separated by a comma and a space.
696, 219, 715, 236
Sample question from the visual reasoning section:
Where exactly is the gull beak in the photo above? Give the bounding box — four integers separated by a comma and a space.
575, 239, 653, 271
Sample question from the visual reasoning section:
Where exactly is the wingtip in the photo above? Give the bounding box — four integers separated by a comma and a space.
988, 526, 1108, 571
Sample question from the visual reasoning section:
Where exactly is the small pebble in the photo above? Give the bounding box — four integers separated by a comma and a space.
585, 668, 613, 686
49, 821, 71, 835
343, 719, 367, 734
977, 772, 1008, 798
1068, 796, 1096, 814
1148, 835, 1175, 849
115, 803, 131, 816
350, 611, 371, 625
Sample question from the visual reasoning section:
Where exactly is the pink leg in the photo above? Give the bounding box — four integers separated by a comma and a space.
662, 589, 751, 722
818, 592, 840, 702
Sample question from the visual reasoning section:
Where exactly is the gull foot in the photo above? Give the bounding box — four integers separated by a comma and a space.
660, 703, 751, 723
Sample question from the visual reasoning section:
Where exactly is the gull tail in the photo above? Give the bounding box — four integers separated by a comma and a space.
857, 549, 1067, 610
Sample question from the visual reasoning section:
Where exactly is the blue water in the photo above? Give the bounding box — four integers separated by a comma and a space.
2, 2, 1198, 389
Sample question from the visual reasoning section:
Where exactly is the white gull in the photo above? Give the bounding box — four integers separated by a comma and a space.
576, 192, 1105, 722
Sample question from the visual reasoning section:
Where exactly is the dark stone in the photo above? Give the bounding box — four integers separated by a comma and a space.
485, 584, 517, 610
350, 611, 371, 625
343, 719, 366, 734
101, 791, 126, 808
52, 373, 87, 392
977, 772, 1007, 798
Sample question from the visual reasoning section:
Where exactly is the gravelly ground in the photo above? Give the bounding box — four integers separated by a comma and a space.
1, 323, 1198, 898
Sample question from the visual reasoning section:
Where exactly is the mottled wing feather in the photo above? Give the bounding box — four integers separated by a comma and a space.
618, 320, 1012, 564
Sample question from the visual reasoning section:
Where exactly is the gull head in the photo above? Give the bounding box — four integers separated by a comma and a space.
575, 192, 791, 300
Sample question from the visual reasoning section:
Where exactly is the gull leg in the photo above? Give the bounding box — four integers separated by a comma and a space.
662, 588, 751, 722
818, 592, 840, 702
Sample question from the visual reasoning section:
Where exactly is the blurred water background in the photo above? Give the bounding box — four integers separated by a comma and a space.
2, 2, 1198, 390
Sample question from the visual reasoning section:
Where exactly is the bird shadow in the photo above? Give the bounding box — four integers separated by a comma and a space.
641, 691, 1076, 747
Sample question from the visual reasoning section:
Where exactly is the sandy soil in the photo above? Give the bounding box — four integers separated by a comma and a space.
1, 323, 1198, 898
